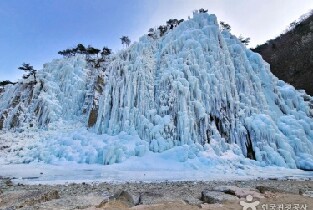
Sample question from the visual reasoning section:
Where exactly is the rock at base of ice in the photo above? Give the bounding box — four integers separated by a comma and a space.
213, 186, 264, 199
201, 190, 239, 204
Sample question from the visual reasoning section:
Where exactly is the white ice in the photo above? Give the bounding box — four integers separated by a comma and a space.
0, 11, 313, 175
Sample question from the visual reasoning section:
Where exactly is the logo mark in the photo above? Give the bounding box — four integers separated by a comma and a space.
240, 195, 260, 210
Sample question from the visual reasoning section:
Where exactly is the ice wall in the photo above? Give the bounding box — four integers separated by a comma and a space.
94, 12, 313, 169
0, 56, 90, 131
1, 12, 313, 170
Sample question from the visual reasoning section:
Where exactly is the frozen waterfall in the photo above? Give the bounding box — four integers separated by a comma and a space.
0, 12, 313, 170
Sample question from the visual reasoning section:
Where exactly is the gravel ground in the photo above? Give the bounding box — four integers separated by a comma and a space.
1, 177, 313, 209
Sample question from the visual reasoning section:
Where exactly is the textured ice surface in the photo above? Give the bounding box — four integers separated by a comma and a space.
0, 56, 89, 130
0, 12, 313, 171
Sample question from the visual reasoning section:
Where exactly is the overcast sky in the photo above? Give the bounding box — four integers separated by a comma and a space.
1, 0, 312, 81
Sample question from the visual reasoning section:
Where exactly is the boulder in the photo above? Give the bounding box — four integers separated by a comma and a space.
256, 185, 282, 194
214, 186, 264, 199
302, 190, 313, 198
201, 190, 238, 204
139, 191, 166, 205
116, 190, 140, 207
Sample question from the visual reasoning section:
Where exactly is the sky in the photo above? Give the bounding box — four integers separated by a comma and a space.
0, 0, 312, 81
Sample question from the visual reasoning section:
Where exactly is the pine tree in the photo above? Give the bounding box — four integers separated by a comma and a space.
120, 36, 131, 48
58, 48, 76, 57
220, 21, 231, 31
0, 80, 15, 87
18, 63, 37, 82
77, 44, 87, 54
101, 46, 112, 57
158, 25, 167, 37
86, 45, 101, 57
238, 35, 251, 46
199, 8, 208, 13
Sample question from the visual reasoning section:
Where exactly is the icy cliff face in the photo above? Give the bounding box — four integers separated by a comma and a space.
1, 12, 313, 170
94, 12, 313, 169
0, 56, 90, 130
